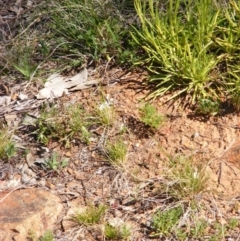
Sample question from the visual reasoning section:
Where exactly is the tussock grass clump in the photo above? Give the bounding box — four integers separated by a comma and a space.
50, 0, 136, 65
166, 155, 209, 201
35, 104, 92, 147
94, 102, 117, 127
139, 102, 165, 129
106, 139, 128, 166
104, 223, 132, 240
132, 0, 240, 109
132, 0, 221, 103
0, 129, 16, 160
71, 204, 107, 226
150, 205, 183, 238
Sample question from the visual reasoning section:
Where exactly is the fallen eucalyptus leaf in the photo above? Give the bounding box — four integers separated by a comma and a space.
36, 68, 98, 99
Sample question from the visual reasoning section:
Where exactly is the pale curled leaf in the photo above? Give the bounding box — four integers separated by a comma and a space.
0, 96, 11, 106
36, 68, 98, 99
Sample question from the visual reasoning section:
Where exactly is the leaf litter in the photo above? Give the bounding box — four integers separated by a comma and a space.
36, 68, 99, 99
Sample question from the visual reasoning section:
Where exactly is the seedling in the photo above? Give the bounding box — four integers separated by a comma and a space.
35, 104, 92, 146
190, 219, 208, 238
166, 156, 209, 201
95, 102, 116, 127
231, 91, 240, 111
67, 104, 92, 144
197, 98, 220, 116
44, 152, 68, 171
104, 223, 131, 240
0, 129, 16, 160
71, 204, 107, 226
227, 218, 239, 230
28, 230, 54, 241
139, 103, 164, 129
106, 139, 127, 166
39, 230, 54, 241
5, 142, 16, 160
10, 44, 38, 81
151, 206, 183, 238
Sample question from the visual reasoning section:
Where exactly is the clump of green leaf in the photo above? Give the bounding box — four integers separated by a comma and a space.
132, 0, 221, 103
39, 230, 54, 241
104, 223, 132, 240
94, 102, 116, 127
132, 0, 240, 112
190, 219, 208, 239
67, 104, 92, 144
197, 98, 220, 116
106, 139, 127, 166
166, 156, 209, 201
12, 49, 38, 81
71, 204, 107, 226
28, 230, 54, 241
151, 206, 183, 238
0, 129, 16, 160
50, 0, 136, 65
139, 103, 165, 129
35, 104, 92, 147
44, 152, 68, 171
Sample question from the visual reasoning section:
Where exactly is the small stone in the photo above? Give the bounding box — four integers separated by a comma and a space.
114, 210, 123, 218
192, 132, 199, 139
65, 151, 71, 157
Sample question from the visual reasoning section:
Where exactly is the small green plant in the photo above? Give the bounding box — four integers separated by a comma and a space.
44, 152, 68, 171
139, 103, 164, 129
197, 98, 220, 116
35, 107, 58, 145
226, 67, 240, 111
104, 223, 131, 240
12, 51, 37, 81
209, 222, 227, 241
106, 139, 127, 166
227, 217, 239, 230
132, 0, 221, 103
6, 40, 39, 81
35, 104, 92, 146
95, 102, 116, 127
190, 219, 208, 238
231, 90, 240, 111
28, 230, 54, 241
71, 204, 107, 226
5, 142, 16, 160
50, 0, 134, 65
0, 129, 15, 160
166, 156, 209, 201
151, 206, 183, 238
67, 104, 92, 144
39, 230, 54, 241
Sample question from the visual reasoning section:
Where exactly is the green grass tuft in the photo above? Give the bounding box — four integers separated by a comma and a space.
71, 204, 107, 226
